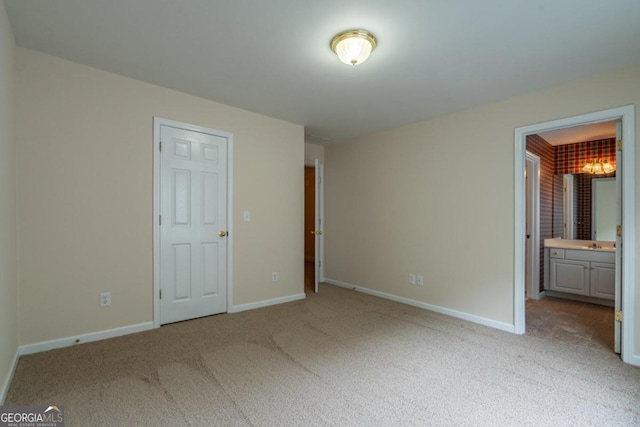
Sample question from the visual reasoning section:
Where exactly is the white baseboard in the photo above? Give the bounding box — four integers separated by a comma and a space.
0, 347, 20, 404
230, 293, 306, 313
324, 278, 515, 333
18, 322, 155, 356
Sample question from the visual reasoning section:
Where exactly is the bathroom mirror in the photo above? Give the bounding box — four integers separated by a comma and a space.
554, 173, 616, 240
593, 177, 616, 240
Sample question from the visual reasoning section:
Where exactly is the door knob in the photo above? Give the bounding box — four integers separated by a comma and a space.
310, 231, 315, 235
219, 231, 227, 237
316, 230, 323, 235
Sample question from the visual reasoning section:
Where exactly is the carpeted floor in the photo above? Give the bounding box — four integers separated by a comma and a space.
6, 285, 640, 426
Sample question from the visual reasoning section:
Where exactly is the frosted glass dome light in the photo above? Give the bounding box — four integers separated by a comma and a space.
330, 30, 377, 66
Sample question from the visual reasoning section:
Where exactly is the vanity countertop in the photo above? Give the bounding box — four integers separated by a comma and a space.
544, 238, 615, 252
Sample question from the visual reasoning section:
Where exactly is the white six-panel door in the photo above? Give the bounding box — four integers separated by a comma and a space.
159, 124, 228, 324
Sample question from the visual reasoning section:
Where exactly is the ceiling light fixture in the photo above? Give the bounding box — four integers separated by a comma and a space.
330, 29, 377, 66
582, 158, 615, 175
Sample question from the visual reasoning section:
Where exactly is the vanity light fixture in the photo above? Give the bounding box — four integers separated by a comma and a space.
582, 158, 615, 175
330, 29, 377, 66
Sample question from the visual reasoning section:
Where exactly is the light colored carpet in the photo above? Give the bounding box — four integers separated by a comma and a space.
7, 285, 640, 426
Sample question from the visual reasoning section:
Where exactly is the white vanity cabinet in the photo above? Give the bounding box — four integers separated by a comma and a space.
545, 246, 615, 302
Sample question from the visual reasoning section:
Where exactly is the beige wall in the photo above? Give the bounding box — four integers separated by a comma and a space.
305, 142, 325, 165
0, 1, 17, 401
325, 63, 640, 357
16, 48, 304, 345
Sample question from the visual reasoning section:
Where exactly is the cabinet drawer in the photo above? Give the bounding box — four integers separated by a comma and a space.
549, 248, 565, 259
565, 249, 615, 263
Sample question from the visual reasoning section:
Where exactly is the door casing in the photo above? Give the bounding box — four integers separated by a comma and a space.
153, 117, 234, 328
525, 151, 541, 300
514, 105, 637, 366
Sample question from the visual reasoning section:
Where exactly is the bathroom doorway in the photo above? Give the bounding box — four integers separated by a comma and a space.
514, 105, 636, 364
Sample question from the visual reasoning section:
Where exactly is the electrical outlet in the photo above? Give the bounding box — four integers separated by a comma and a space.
408, 274, 416, 285
243, 210, 251, 222
100, 292, 111, 307
417, 275, 424, 286
272, 272, 278, 282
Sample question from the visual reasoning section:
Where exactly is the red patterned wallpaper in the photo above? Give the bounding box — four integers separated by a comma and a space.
554, 138, 616, 175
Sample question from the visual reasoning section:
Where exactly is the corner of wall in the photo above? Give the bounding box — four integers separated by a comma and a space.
0, 0, 19, 404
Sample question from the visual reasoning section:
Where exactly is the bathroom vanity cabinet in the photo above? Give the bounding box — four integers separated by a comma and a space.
543, 240, 615, 306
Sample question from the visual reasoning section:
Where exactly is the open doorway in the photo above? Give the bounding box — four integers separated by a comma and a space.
304, 166, 316, 293
525, 122, 618, 352
303, 160, 325, 294
514, 105, 637, 366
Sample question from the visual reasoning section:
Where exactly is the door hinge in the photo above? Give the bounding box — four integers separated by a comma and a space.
615, 310, 622, 322
159, 289, 162, 299
159, 141, 162, 152
616, 225, 622, 237
617, 139, 623, 152
159, 215, 162, 226
318, 176, 322, 184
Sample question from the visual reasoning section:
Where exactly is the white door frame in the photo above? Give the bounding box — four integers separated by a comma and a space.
563, 174, 574, 240
525, 151, 541, 300
514, 105, 637, 366
314, 159, 325, 291
152, 117, 234, 328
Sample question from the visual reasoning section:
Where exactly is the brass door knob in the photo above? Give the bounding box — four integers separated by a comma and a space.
219, 231, 227, 237
316, 230, 323, 235
310, 231, 315, 235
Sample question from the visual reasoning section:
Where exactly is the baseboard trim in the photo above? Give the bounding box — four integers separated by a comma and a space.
230, 293, 306, 313
18, 322, 155, 356
324, 278, 515, 333
0, 347, 20, 404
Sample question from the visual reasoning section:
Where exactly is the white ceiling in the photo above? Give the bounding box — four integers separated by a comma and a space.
5, 0, 640, 143
538, 121, 617, 146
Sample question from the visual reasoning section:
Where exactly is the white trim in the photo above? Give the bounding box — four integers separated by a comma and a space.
227, 139, 235, 312
324, 278, 515, 333
18, 322, 154, 356
525, 151, 541, 300
514, 105, 637, 366
229, 293, 306, 313
153, 117, 234, 328
563, 174, 574, 239
0, 348, 20, 404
